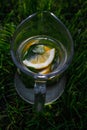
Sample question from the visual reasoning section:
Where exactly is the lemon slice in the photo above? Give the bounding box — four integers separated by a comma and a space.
22, 39, 39, 53
23, 48, 55, 69
40, 66, 51, 74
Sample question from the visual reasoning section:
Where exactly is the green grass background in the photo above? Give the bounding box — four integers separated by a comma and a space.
0, 0, 87, 129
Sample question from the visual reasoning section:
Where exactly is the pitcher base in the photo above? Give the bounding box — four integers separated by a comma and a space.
14, 73, 66, 105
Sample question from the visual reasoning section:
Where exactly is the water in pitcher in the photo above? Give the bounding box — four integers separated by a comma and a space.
17, 35, 67, 75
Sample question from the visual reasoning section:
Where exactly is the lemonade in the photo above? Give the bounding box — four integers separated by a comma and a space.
17, 35, 67, 74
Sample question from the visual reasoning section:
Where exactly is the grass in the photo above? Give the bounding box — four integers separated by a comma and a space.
0, 0, 87, 129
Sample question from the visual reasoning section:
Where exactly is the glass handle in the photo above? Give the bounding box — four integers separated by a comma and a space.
34, 81, 46, 112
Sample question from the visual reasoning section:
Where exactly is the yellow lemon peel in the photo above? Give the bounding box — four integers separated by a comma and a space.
23, 48, 55, 69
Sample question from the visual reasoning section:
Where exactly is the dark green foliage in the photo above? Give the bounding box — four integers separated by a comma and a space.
0, 0, 87, 129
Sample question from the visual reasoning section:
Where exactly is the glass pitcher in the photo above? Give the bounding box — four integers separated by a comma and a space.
11, 11, 73, 111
